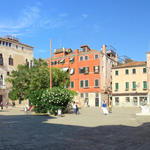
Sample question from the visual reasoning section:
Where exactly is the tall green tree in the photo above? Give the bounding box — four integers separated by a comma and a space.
7, 58, 70, 101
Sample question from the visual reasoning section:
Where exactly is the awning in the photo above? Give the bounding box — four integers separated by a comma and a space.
70, 68, 74, 75
62, 67, 69, 72
60, 59, 65, 63
69, 57, 74, 61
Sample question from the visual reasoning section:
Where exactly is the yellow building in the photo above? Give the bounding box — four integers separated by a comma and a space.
0, 36, 33, 105
112, 61, 148, 106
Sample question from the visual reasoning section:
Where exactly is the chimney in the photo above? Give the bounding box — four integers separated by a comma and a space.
75, 49, 79, 54
102, 45, 107, 54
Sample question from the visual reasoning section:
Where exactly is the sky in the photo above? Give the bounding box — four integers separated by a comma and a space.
0, 0, 150, 61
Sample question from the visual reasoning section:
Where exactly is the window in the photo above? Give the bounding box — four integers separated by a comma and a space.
26, 59, 29, 67
0, 54, 3, 65
125, 69, 129, 75
22, 47, 24, 50
60, 59, 65, 64
115, 70, 118, 75
83, 48, 86, 52
70, 68, 74, 75
143, 81, 147, 89
9, 43, 11, 47
80, 93, 84, 98
85, 56, 88, 60
80, 80, 84, 88
94, 66, 99, 73
70, 81, 74, 88
6, 42, 8, 46
84, 67, 89, 74
115, 83, 119, 91
132, 81, 136, 90
95, 79, 99, 87
80, 56, 83, 61
95, 54, 98, 59
115, 97, 119, 105
16, 45, 18, 49
95, 93, 99, 107
2, 41, 5, 46
7, 72, 10, 76
85, 80, 89, 88
79, 67, 85, 74
30, 60, 33, 67
125, 97, 130, 103
69, 57, 74, 63
143, 68, 146, 73
132, 69, 136, 74
84, 93, 89, 105
9, 56, 13, 66
125, 82, 129, 90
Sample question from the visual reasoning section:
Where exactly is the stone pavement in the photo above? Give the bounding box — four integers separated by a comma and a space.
0, 106, 150, 150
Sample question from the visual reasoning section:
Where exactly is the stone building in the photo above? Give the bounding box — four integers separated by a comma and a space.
0, 36, 33, 105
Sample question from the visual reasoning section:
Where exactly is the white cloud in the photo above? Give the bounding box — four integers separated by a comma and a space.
0, 4, 40, 36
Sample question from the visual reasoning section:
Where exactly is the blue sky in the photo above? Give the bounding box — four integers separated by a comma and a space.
0, 0, 150, 61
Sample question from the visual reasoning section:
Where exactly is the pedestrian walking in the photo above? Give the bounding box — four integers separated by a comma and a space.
12, 101, 15, 107
73, 101, 77, 115
0, 101, 3, 110
102, 101, 108, 115
5, 101, 8, 109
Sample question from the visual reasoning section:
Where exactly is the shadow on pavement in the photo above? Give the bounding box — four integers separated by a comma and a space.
0, 114, 150, 150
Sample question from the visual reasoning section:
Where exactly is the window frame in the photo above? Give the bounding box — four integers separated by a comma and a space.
85, 80, 89, 88
132, 81, 136, 90
80, 80, 84, 88
132, 68, 136, 74
125, 69, 129, 75
70, 81, 74, 88
115, 70, 118, 76
95, 79, 99, 87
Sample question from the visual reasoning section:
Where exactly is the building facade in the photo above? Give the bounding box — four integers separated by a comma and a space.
0, 36, 33, 105
112, 61, 148, 107
47, 44, 117, 107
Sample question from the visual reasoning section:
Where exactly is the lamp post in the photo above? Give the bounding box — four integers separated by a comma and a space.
49, 40, 52, 90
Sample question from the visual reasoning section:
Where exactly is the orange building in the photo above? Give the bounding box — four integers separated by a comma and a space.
47, 45, 117, 107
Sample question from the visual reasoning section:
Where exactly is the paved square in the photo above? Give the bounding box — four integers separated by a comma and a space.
0, 107, 150, 150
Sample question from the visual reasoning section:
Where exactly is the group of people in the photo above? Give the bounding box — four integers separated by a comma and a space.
0, 101, 15, 110
72, 101, 112, 115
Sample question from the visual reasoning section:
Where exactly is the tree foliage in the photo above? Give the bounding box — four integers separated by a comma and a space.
7, 58, 70, 101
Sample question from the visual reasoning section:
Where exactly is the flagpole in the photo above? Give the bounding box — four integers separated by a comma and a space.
50, 40, 52, 90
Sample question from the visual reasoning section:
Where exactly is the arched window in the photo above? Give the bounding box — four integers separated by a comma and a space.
9, 55, 13, 66
26, 59, 29, 67
0, 54, 3, 65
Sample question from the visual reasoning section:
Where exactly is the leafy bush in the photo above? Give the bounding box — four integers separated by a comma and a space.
29, 87, 77, 115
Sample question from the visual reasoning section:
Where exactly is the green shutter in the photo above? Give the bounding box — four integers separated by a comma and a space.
115, 83, 119, 90
132, 82, 136, 89
125, 82, 129, 89
143, 81, 147, 89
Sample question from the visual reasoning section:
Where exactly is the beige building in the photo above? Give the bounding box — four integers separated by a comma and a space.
112, 61, 148, 106
0, 36, 33, 105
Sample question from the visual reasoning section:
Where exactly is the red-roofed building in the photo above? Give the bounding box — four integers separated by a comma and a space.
47, 44, 117, 107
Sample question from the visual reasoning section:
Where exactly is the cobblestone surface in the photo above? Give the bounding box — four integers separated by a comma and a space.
0, 107, 150, 150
